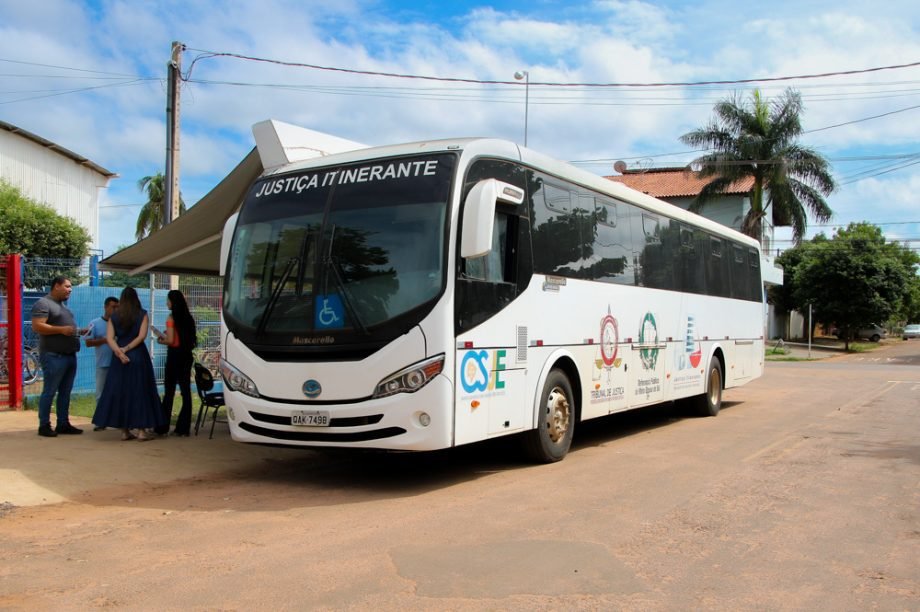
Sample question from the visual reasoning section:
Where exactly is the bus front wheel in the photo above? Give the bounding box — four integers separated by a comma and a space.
523, 369, 574, 463
693, 357, 723, 417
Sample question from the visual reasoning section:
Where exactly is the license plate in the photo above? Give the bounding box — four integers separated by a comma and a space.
291, 410, 330, 427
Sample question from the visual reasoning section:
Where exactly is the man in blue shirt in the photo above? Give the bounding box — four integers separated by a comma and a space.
85, 296, 118, 430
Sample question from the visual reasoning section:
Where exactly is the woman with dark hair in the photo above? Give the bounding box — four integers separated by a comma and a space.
92, 287, 164, 440
156, 289, 197, 436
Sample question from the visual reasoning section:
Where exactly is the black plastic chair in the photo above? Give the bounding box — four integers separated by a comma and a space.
193, 362, 225, 439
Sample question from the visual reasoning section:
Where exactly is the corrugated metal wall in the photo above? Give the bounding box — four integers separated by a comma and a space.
0, 130, 109, 249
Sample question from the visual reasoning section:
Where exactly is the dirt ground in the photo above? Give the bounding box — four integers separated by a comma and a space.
1, 342, 918, 610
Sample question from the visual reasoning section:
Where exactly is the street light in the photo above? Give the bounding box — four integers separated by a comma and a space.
514, 70, 529, 146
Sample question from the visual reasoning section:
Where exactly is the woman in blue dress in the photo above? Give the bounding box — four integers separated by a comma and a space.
92, 287, 164, 440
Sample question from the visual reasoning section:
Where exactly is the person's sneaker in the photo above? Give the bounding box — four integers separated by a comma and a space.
38, 423, 57, 437
55, 423, 83, 435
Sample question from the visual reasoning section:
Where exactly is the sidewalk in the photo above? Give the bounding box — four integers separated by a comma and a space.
770, 340, 846, 359
0, 410, 303, 508
767, 336, 902, 360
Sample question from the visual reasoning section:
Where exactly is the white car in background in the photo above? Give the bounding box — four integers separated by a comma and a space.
902, 324, 920, 340
833, 324, 887, 342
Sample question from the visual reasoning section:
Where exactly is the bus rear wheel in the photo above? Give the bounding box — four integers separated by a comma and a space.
693, 357, 723, 417
523, 369, 574, 463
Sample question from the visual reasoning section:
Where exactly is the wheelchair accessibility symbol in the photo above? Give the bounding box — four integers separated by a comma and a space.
315, 294, 344, 329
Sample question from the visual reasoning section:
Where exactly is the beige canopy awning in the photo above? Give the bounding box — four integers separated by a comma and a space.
99, 148, 262, 276
100, 120, 368, 277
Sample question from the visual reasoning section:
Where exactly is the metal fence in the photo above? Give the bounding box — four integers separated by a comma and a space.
14, 257, 221, 401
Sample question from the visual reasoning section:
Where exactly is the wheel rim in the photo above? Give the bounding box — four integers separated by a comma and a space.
545, 386, 570, 443
708, 367, 721, 406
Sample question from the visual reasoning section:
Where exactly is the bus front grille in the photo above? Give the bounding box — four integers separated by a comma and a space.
239, 422, 405, 442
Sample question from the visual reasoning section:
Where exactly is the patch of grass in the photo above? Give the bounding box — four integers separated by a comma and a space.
23, 393, 178, 427
846, 342, 879, 353
765, 355, 818, 362
23, 393, 96, 419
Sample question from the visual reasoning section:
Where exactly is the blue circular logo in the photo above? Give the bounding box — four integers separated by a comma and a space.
302, 379, 322, 398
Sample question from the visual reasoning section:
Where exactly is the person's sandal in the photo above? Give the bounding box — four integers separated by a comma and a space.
136, 432, 153, 442
121, 432, 137, 441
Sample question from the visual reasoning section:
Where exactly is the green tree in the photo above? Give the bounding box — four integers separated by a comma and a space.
101, 271, 151, 288
135, 172, 186, 240
100, 243, 151, 287
897, 275, 920, 325
0, 180, 91, 258
680, 88, 835, 244
768, 235, 829, 338
789, 223, 918, 350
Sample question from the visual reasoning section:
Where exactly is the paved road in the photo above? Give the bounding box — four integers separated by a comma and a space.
0, 343, 918, 609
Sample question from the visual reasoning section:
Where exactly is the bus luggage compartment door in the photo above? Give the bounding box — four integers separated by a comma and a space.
455, 347, 526, 443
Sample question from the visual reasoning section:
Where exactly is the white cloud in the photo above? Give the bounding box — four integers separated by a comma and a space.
1, 0, 918, 256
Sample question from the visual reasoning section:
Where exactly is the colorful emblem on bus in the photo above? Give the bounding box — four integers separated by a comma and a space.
675, 314, 702, 370
638, 311, 659, 370
600, 308, 620, 367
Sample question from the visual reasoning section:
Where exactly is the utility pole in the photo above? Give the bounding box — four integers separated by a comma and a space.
165, 41, 183, 226
164, 41, 183, 291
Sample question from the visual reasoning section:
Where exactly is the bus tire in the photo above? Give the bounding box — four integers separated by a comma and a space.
523, 369, 574, 463
693, 357, 723, 417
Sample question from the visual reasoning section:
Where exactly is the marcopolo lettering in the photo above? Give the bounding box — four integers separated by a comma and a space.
254, 159, 440, 198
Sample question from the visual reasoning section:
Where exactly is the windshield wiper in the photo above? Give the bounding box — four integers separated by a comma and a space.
256, 257, 299, 337
324, 225, 369, 335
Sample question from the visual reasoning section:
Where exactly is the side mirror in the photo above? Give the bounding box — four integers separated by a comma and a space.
460, 179, 524, 258
220, 212, 240, 277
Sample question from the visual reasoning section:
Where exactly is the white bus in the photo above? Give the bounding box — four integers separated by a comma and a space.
218, 131, 764, 462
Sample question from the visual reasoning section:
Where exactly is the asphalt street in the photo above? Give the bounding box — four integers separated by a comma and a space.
0, 341, 918, 609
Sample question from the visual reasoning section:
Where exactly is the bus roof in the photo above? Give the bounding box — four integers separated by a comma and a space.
259, 135, 761, 250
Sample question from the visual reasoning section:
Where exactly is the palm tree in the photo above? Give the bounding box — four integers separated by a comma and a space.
135, 172, 186, 240
680, 88, 835, 244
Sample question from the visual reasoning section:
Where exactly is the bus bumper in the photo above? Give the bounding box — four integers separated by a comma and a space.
224, 375, 454, 451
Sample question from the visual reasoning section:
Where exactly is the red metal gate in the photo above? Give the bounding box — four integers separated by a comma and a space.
0, 254, 23, 410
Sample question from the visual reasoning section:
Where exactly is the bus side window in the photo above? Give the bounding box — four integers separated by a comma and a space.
731, 244, 746, 299
749, 248, 761, 301
707, 235, 724, 297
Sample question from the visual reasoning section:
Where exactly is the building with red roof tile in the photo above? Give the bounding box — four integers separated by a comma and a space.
606, 167, 774, 253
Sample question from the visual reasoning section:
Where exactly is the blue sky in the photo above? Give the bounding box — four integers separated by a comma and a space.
1, 0, 919, 257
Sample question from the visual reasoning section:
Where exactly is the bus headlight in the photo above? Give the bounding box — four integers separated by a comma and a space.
373, 354, 444, 398
219, 358, 259, 398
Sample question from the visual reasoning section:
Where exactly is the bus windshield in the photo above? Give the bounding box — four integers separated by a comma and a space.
224, 153, 456, 350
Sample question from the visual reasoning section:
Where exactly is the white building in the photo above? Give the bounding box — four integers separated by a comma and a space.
0, 120, 116, 250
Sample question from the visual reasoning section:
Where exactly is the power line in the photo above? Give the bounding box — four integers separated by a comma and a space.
838, 157, 920, 185
183, 48, 920, 88
809, 220, 920, 228
0, 79, 151, 105
572, 152, 920, 167
804, 103, 920, 134
0, 57, 145, 78
177, 76, 920, 107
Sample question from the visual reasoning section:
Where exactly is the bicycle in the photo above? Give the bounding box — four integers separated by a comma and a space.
0, 335, 42, 385
23, 346, 42, 385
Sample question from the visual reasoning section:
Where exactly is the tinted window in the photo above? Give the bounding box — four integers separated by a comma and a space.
592, 196, 635, 285
531, 179, 595, 277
